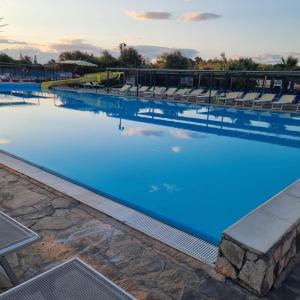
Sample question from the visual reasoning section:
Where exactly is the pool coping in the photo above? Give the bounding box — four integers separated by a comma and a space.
0, 150, 218, 266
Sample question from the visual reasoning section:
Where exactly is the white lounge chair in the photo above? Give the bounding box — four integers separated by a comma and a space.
182, 89, 204, 101
110, 84, 131, 95
272, 94, 296, 110
132, 85, 150, 97
143, 86, 166, 98
171, 88, 192, 100
219, 92, 243, 105
252, 93, 276, 108
164, 87, 178, 98
195, 90, 218, 103
235, 92, 260, 107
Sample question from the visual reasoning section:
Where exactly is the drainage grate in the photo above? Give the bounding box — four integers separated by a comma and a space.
0, 258, 135, 300
125, 213, 218, 265
0, 151, 219, 266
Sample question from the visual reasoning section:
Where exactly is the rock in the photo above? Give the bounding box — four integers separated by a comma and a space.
52, 209, 70, 217
22, 206, 54, 220
238, 259, 267, 293
32, 216, 79, 231
0, 269, 12, 290
283, 244, 296, 269
246, 252, 258, 262
52, 198, 73, 209
265, 264, 275, 291
282, 230, 296, 256
273, 246, 282, 263
215, 257, 237, 279
6, 253, 19, 268
220, 239, 245, 269
3, 189, 46, 210
10, 206, 36, 217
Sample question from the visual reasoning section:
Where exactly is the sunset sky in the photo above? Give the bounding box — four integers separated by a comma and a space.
0, 0, 299, 63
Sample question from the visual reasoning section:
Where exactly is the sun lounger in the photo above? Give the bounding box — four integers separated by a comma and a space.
235, 93, 260, 107
219, 92, 244, 105
170, 88, 192, 99
144, 86, 167, 98
182, 89, 204, 101
195, 90, 218, 103
164, 87, 178, 98
129, 85, 141, 93
0, 211, 40, 285
83, 82, 103, 89
0, 258, 136, 300
110, 84, 131, 95
272, 94, 297, 110
252, 93, 276, 108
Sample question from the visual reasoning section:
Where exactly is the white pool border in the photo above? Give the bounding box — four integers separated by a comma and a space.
0, 150, 218, 266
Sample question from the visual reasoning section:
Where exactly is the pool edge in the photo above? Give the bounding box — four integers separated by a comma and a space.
0, 150, 219, 266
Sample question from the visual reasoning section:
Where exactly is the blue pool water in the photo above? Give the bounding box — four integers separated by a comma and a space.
1, 88, 300, 244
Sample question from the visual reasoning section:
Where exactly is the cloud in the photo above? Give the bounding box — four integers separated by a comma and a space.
122, 127, 164, 137
149, 185, 160, 193
162, 183, 181, 192
125, 10, 172, 21
48, 39, 102, 54
134, 45, 199, 59
0, 138, 10, 145
171, 129, 207, 139
252, 52, 300, 65
149, 183, 180, 193
171, 146, 182, 153
0, 39, 27, 45
178, 12, 221, 22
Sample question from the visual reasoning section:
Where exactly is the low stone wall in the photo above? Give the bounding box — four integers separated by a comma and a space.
216, 180, 300, 296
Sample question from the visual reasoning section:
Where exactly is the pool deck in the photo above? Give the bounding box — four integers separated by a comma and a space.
1, 165, 300, 299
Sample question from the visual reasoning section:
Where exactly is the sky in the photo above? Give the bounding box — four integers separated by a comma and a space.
0, 0, 299, 64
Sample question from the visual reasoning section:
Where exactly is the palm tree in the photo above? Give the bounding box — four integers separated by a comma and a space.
280, 56, 299, 70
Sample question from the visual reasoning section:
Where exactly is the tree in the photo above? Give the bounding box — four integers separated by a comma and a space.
156, 50, 190, 69
47, 59, 56, 65
0, 53, 15, 63
59, 50, 100, 66
99, 50, 118, 68
278, 56, 299, 71
19, 54, 33, 64
227, 58, 259, 71
119, 47, 142, 67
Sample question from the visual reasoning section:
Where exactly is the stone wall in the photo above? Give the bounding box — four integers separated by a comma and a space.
215, 179, 300, 297
216, 226, 299, 296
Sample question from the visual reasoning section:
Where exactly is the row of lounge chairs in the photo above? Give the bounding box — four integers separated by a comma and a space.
111, 85, 299, 111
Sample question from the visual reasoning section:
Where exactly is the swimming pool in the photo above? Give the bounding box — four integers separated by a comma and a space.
1, 88, 300, 244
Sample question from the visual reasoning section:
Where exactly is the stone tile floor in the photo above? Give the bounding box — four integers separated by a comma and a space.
0, 165, 299, 299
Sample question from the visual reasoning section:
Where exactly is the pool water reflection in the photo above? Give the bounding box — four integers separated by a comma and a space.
1, 90, 300, 244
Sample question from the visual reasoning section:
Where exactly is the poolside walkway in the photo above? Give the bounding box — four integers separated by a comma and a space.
0, 165, 299, 299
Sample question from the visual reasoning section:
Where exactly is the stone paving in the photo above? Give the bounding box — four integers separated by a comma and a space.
0, 165, 300, 299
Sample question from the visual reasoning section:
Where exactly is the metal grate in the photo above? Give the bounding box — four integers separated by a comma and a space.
125, 213, 218, 265
0, 258, 136, 300
0, 151, 219, 266
0, 211, 40, 256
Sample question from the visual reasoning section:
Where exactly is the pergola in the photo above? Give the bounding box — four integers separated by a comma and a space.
106, 68, 300, 99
